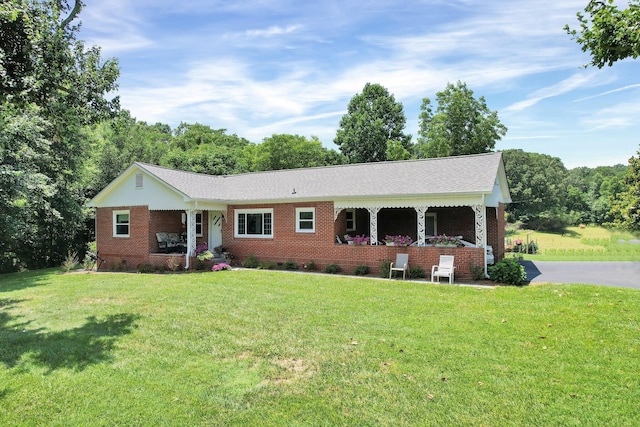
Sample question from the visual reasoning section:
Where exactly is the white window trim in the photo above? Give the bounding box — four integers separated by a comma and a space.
113, 209, 130, 237
346, 208, 356, 231
295, 207, 315, 233
234, 208, 274, 238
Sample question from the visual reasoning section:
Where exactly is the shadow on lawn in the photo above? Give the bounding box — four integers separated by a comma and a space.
0, 268, 58, 293
0, 298, 140, 373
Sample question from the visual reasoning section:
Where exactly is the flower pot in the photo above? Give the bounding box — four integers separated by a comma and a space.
347, 241, 354, 245
435, 244, 457, 248
386, 242, 395, 246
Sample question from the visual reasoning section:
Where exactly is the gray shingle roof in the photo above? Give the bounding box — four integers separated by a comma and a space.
137, 152, 506, 202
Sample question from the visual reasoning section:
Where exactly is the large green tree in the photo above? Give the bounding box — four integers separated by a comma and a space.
84, 111, 172, 197
249, 134, 344, 171
502, 149, 569, 230
0, 0, 119, 271
416, 81, 507, 158
610, 149, 640, 230
565, 0, 640, 68
161, 123, 251, 176
334, 83, 411, 163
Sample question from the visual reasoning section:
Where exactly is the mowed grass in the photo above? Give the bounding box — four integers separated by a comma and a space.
508, 226, 640, 261
1, 269, 639, 426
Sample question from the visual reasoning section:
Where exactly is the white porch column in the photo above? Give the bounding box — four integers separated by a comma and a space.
367, 207, 380, 245
186, 210, 197, 257
415, 207, 429, 245
472, 204, 488, 277
472, 204, 486, 249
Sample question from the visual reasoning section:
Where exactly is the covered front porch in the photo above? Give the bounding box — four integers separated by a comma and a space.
146, 208, 226, 267
333, 198, 504, 277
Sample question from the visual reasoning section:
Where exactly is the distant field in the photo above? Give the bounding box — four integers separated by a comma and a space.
507, 226, 640, 261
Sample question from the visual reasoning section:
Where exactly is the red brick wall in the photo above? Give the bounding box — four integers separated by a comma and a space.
222, 202, 486, 279
96, 202, 504, 277
96, 206, 150, 269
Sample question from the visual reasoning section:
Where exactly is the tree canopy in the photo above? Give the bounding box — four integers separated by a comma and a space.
416, 81, 507, 158
610, 149, 640, 230
334, 83, 411, 163
565, 0, 640, 68
1, 0, 119, 272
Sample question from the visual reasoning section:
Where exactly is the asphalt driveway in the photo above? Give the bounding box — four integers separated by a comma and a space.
522, 261, 640, 289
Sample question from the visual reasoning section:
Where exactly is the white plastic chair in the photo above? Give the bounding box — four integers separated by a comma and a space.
389, 253, 409, 280
431, 255, 455, 284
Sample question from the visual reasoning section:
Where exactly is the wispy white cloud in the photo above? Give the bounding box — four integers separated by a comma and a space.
244, 24, 303, 38
585, 101, 640, 130
574, 83, 640, 102
504, 73, 597, 112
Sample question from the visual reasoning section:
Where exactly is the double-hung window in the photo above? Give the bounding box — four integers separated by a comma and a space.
195, 212, 203, 237
296, 208, 315, 233
235, 208, 273, 238
113, 210, 130, 237
345, 208, 356, 231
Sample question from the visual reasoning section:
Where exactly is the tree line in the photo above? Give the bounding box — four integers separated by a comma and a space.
1, 0, 639, 273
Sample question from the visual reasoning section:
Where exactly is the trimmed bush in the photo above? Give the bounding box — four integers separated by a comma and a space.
488, 258, 526, 286
258, 261, 278, 270
408, 266, 425, 279
242, 255, 259, 269
469, 265, 485, 281
353, 265, 370, 276
379, 261, 391, 278
137, 263, 157, 274
325, 264, 341, 274
283, 261, 298, 270
303, 261, 317, 271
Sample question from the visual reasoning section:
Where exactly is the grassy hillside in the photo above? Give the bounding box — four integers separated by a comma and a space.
507, 226, 640, 261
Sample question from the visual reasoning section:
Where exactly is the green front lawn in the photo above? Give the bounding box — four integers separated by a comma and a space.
1, 269, 639, 425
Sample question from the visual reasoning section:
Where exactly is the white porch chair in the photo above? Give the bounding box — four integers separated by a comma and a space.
389, 253, 409, 280
431, 255, 455, 284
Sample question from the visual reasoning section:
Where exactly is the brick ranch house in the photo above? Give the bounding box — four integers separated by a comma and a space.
87, 152, 511, 279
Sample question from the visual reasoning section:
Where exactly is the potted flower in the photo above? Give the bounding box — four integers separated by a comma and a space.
351, 235, 371, 245
384, 235, 413, 246
430, 234, 461, 247
195, 243, 214, 260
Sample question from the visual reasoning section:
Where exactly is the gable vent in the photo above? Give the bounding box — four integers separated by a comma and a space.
135, 173, 144, 188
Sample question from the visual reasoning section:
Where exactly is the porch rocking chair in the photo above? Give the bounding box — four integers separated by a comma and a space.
389, 253, 409, 280
431, 255, 455, 284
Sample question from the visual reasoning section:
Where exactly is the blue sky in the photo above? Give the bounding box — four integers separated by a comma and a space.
79, 0, 639, 169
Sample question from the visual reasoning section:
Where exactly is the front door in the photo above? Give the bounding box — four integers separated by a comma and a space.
209, 211, 223, 250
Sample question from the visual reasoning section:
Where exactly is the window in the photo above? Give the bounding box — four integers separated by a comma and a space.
113, 210, 130, 237
345, 208, 356, 231
235, 208, 273, 238
296, 208, 315, 233
426, 213, 437, 237
195, 212, 203, 237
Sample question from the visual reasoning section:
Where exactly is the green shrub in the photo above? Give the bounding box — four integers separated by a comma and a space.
303, 261, 317, 271
283, 261, 298, 270
258, 260, 278, 270
62, 251, 79, 272
469, 265, 485, 281
488, 258, 526, 286
379, 261, 391, 278
353, 265, 370, 276
325, 264, 341, 274
408, 266, 425, 279
242, 255, 259, 268
137, 264, 157, 274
